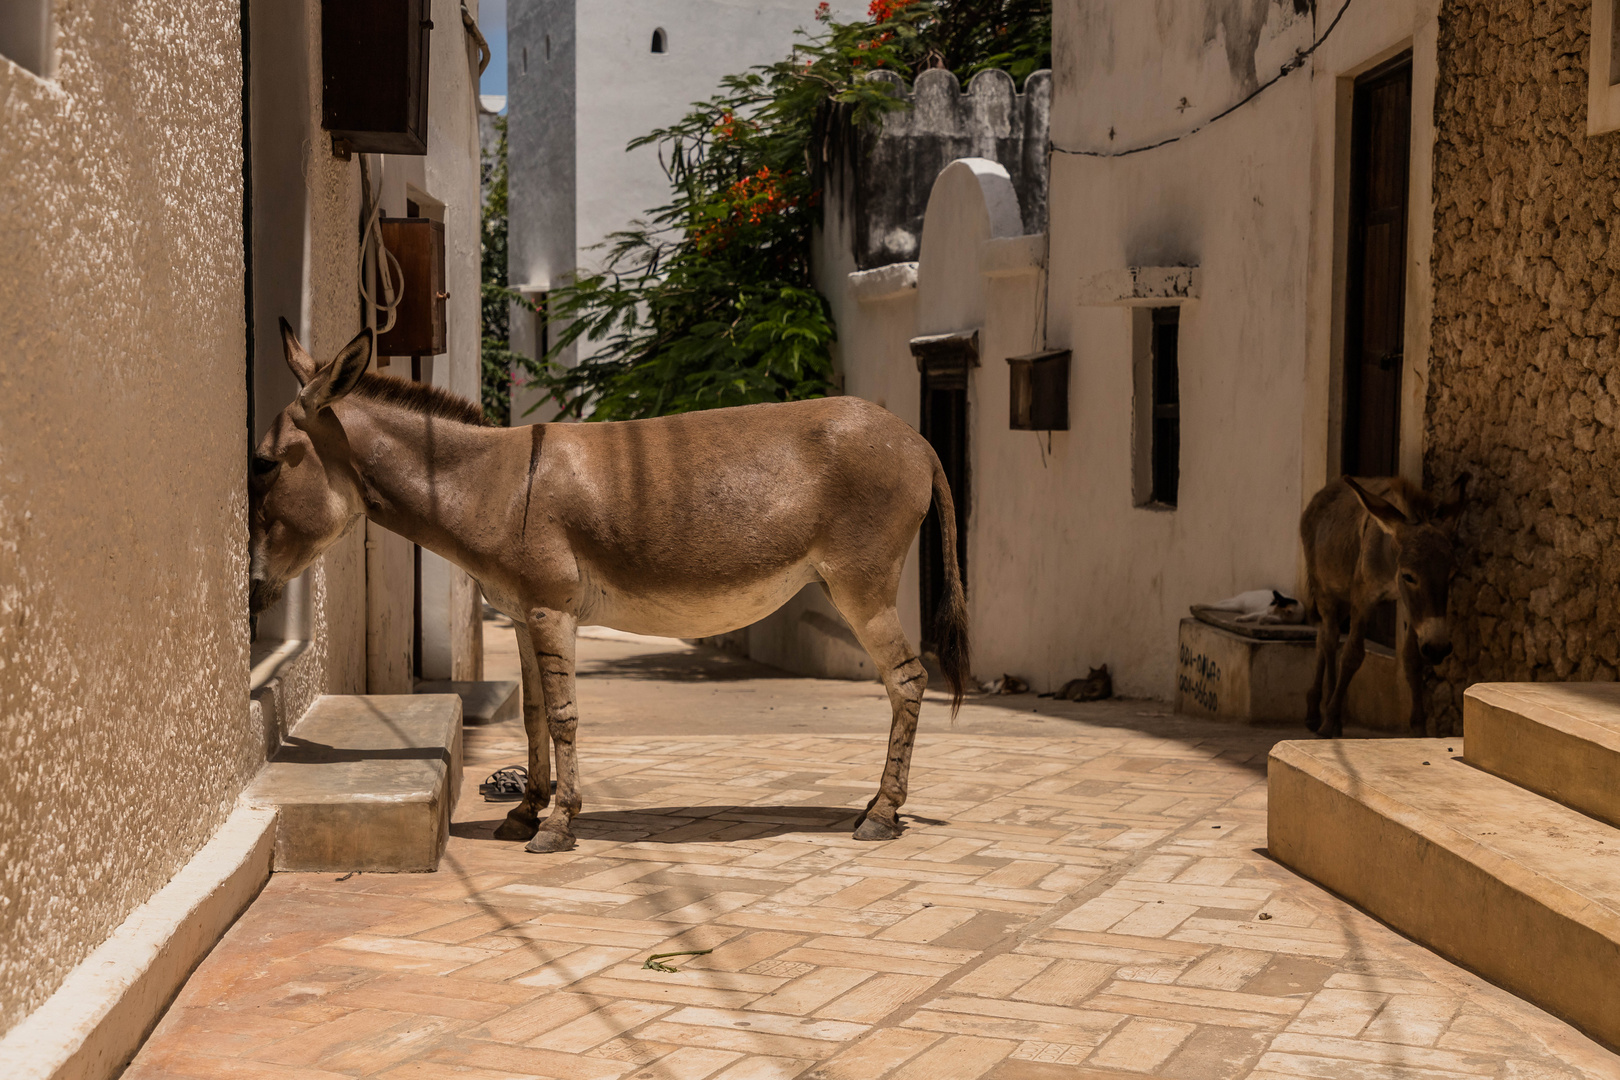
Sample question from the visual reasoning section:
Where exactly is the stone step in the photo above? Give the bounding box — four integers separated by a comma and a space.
415, 678, 520, 726
1268, 738, 1620, 1050
1465, 682, 1620, 830
245, 694, 463, 873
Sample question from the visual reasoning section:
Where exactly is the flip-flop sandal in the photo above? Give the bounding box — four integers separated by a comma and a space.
479, 765, 528, 802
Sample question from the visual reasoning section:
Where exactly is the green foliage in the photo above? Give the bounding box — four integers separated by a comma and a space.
528, 0, 1050, 421
478, 116, 545, 422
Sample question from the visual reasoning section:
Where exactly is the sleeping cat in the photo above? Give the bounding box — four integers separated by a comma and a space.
1206, 589, 1305, 624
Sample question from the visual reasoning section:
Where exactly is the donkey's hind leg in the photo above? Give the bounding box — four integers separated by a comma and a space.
826, 587, 926, 842
494, 621, 552, 841
523, 608, 582, 854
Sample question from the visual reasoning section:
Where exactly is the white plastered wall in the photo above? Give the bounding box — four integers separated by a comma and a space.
1036, 0, 1316, 697
1301, 0, 1441, 509
0, 0, 263, 1034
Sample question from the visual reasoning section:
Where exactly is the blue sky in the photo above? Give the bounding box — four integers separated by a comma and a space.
480, 0, 507, 103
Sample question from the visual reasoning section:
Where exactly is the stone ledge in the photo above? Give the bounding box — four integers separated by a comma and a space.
1466, 682, 1620, 829
245, 694, 463, 872
1077, 265, 1199, 306
416, 679, 519, 726
1269, 738, 1620, 1051
848, 261, 917, 303
0, 805, 276, 1080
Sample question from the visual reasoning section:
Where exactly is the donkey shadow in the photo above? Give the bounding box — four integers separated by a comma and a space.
452, 804, 948, 843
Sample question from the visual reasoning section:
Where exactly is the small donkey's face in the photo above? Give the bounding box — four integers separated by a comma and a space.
248, 321, 373, 615
1345, 477, 1467, 665
1391, 525, 1458, 663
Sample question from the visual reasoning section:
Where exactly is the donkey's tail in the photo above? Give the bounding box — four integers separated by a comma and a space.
930, 458, 971, 717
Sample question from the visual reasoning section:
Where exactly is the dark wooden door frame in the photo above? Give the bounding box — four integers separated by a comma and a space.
1341, 51, 1413, 479
911, 331, 975, 653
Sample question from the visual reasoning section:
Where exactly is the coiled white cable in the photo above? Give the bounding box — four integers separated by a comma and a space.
357, 155, 404, 335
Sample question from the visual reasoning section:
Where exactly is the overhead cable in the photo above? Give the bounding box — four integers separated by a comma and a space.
1050, 0, 1357, 159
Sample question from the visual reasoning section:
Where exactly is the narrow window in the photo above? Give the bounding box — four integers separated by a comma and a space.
1149, 308, 1181, 507
544, 34, 551, 60
0, 0, 54, 78
651, 28, 667, 54
522, 45, 528, 73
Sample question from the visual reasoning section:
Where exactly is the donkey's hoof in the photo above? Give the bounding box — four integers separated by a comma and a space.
494, 812, 540, 842
853, 816, 902, 842
1305, 715, 1323, 733
524, 829, 577, 854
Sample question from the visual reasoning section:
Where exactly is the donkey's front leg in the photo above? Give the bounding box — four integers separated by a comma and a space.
524, 608, 581, 854
1400, 623, 1428, 736
494, 622, 552, 841
1320, 609, 1369, 739
1305, 601, 1340, 733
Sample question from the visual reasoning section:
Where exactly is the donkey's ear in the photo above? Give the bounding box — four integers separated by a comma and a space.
1436, 472, 1471, 524
280, 317, 318, 386
298, 328, 373, 414
1344, 476, 1409, 534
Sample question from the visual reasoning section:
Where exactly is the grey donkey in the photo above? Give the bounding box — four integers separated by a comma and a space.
248, 323, 970, 852
1300, 473, 1468, 738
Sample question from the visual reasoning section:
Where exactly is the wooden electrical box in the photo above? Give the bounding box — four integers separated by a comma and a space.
377, 218, 447, 356
1007, 349, 1070, 430
322, 0, 433, 155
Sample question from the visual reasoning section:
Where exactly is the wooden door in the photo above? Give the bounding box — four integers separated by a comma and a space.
920, 382, 968, 651
1342, 54, 1412, 478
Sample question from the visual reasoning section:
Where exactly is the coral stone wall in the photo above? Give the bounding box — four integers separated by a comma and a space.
1429, 0, 1620, 719
0, 0, 259, 1032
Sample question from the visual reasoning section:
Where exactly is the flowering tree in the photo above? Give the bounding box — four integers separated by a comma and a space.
529, 0, 1049, 422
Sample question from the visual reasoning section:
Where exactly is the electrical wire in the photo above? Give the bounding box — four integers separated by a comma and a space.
357, 155, 404, 335
1050, 0, 1357, 159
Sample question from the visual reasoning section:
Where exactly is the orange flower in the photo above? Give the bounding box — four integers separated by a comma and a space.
867, 0, 915, 24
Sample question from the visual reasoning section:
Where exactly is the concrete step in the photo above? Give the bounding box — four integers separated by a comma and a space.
245, 694, 463, 873
416, 678, 520, 726
1268, 738, 1620, 1050
1466, 682, 1620, 829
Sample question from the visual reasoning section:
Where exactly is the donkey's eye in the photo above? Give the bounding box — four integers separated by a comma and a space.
1400, 572, 1418, 585
251, 455, 281, 477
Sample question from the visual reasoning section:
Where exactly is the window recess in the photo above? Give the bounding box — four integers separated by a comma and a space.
1133, 307, 1180, 509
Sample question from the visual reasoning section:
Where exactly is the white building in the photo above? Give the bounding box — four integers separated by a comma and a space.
732, 0, 1449, 707
503, 0, 864, 420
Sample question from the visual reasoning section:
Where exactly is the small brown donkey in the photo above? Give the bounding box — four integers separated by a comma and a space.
1300, 474, 1467, 738
249, 323, 970, 852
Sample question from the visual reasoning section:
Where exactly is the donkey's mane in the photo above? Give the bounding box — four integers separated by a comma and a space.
351, 372, 487, 426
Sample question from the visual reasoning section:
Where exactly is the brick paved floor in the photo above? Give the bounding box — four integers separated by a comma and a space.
127, 631, 1619, 1080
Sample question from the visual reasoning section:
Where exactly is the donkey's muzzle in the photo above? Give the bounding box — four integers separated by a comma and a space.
1420, 641, 1453, 664
248, 577, 284, 615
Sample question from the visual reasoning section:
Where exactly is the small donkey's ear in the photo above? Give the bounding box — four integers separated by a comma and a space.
298, 328, 373, 414
1344, 476, 1410, 535
280, 317, 318, 386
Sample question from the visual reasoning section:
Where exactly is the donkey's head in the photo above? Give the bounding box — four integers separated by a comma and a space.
1344, 475, 1469, 664
248, 320, 374, 614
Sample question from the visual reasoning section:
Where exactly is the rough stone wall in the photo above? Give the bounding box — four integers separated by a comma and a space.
0, 0, 259, 1033
1429, 0, 1620, 719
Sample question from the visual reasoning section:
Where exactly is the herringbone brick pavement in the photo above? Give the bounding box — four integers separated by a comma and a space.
126, 634, 1619, 1080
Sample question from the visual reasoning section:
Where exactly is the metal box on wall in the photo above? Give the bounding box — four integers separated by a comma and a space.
1006, 349, 1070, 431
377, 218, 447, 356
322, 0, 432, 155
